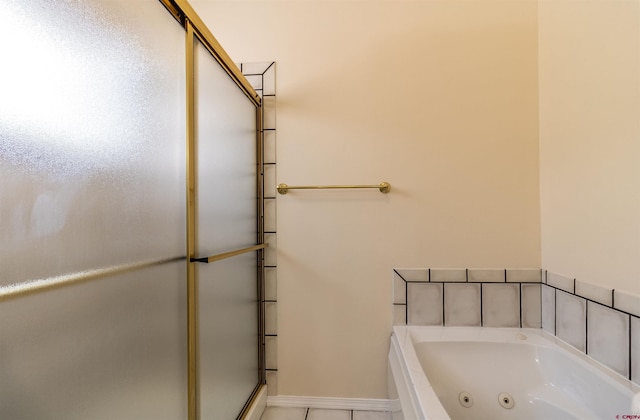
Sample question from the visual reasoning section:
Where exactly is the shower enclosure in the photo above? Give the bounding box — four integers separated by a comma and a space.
0, 1, 265, 419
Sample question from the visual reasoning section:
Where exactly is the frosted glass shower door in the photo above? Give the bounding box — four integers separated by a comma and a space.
193, 38, 261, 419
0, 1, 187, 419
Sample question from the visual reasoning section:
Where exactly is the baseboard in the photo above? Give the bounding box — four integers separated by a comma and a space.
267, 395, 401, 412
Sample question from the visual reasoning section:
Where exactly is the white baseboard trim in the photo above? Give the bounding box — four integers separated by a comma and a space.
267, 395, 401, 412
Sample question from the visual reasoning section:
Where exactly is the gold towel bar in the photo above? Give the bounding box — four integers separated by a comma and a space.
277, 182, 390, 195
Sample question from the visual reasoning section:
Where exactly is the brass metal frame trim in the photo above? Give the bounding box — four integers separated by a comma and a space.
180, 6, 266, 417
158, 0, 261, 107
277, 182, 391, 195
191, 244, 267, 264
185, 20, 199, 420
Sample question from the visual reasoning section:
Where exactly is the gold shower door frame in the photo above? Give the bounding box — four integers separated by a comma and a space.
164, 1, 266, 419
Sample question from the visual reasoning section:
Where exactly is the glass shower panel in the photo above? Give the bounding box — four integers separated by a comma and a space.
194, 38, 260, 418
0, 262, 187, 420
0, 0, 186, 286
195, 39, 257, 257
198, 253, 259, 419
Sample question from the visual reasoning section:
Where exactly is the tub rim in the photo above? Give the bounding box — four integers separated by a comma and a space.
389, 325, 639, 420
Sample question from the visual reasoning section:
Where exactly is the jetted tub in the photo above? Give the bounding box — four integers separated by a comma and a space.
388, 326, 638, 420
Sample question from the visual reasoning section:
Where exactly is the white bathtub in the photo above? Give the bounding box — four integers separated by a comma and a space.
388, 326, 639, 420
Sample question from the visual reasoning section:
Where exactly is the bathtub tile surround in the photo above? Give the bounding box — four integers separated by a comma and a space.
407, 283, 442, 325
394, 267, 640, 386
576, 280, 614, 306
444, 283, 481, 326
556, 290, 587, 352
468, 268, 504, 282
241, 62, 278, 395
521, 283, 542, 328
633, 317, 640, 383
392, 271, 406, 305
541, 283, 556, 333
394, 268, 428, 282
482, 283, 520, 327
394, 268, 542, 329
506, 268, 542, 283
540, 272, 640, 385
614, 289, 640, 318
430, 268, 466, 282
546, 271, 574, 293
587, 302, 629, 377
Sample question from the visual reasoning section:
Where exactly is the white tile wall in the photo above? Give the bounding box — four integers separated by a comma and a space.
266, 336, 278, 371
632, 316, 640, 384
614, 290, 640, 318
395, 269, 428, 282
521, 283, 541, 328
263, 96, 276, 129
266, 370, 278, 397
265, 267, 277, 301
468, 269, 505, 283
264, 164, 277, 198
245, 74, 263, 91
398, 269, 546, 330
482, 283, 519, 327
262, 63, 276, 96
556, 290, 586, 352
541, 284, 556, 333
265, 302, 278, 335
264, 233, 277, 266
576, 280, 613, 306
444, 283, 481, 326
407, 283, 443, 326
507, 269, 541, 283
241, 62, 274, 75
587, 301, 629, 377
546, 272, 574, 293
264, 199, 277, 232
393, 271, 406, 305
264, 130, 276, 164
393, 304, 406, 326
242, 62, 278, 396
430, 269, 466, 282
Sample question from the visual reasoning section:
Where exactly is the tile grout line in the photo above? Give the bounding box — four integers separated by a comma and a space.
585, 299, 589, 355
404, 275, 408, 325
627, 315, 633, 382
519, 283, 523, 328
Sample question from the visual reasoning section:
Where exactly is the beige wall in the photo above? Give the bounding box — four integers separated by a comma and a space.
539, 0, 640, 294
191, 0, 540, 398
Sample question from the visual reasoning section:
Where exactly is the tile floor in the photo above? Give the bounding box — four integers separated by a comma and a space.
260, 406, 393, 420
